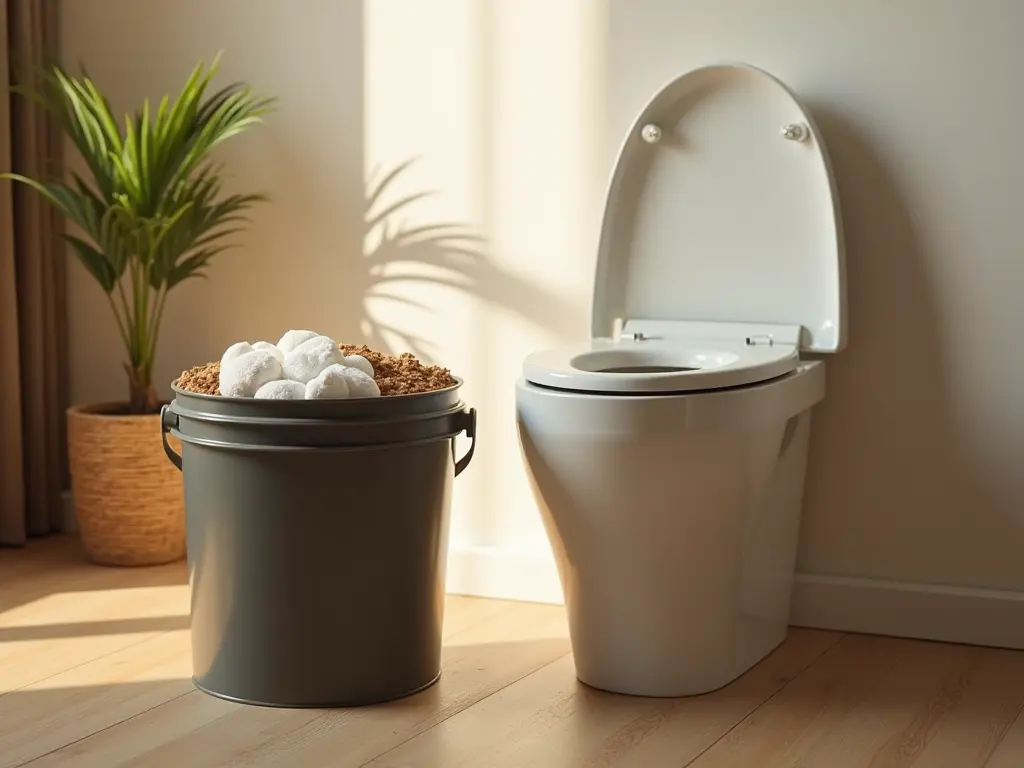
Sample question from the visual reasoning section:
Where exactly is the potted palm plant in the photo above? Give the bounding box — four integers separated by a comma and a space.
3, 55, 273, 565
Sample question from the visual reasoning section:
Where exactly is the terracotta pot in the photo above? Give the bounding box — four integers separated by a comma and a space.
67, 402, 186, 566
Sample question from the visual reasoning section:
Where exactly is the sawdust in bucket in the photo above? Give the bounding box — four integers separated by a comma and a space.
176, 343, 457, 396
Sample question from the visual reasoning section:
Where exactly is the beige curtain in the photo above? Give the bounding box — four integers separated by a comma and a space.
0, 0, 67, 545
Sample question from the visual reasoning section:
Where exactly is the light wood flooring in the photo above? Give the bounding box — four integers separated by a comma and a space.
3, 536, 1024, 767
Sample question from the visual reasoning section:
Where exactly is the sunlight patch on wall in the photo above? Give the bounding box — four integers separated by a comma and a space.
363, 0, 607, 553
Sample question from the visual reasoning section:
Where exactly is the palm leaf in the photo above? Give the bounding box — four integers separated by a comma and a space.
0, 173, 95, 232
63, 235, 117, 292
2, 54, 274, 409
165, 246, 229, 288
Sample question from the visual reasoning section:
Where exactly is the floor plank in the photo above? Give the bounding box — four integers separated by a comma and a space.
360, 629, 842, 767
687, 634, 1024, 768
902, 645, 1024, 767
984, 701, 1024, 768
0, 537, 78, 583
0, 629, 195, 768
0, 537, 184, 615
22, 600, 569, 767
5, 538, 1024, 768
0, 568, 189, 693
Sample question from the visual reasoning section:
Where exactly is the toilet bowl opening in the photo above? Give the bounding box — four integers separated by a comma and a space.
571, 348, 740, 375
598, 365, 697, 374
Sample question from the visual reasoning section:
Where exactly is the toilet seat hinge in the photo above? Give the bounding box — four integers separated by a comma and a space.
619, 320, 801, 347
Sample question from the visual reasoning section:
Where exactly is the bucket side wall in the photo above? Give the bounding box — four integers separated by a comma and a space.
183, 438, 454, 707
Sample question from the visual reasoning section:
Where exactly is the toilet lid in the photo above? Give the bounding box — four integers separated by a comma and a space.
591, 64, 845, 353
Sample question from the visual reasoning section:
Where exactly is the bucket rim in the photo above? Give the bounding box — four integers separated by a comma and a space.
170, 375, 465, 404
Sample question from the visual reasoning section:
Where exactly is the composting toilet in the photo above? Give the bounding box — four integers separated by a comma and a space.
515, 63, 845, 698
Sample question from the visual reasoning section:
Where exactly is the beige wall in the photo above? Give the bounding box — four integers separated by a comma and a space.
61, 0, 605, 571
603, 0, 1023, 592
61, 0, 366, 408
63, 1, 1024, 604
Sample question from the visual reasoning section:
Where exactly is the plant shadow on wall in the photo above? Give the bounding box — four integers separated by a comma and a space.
798, 106, 1015, 588
356, 157, 582, 364
357, 158, 473, 363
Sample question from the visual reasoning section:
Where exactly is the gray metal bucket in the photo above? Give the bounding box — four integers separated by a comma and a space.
160, 379, 476, 708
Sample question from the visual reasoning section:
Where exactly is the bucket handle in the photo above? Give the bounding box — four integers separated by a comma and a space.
454, 407, 477, 477
161, 404, 183, 471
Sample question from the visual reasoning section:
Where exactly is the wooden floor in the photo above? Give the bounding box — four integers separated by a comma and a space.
3, 537, 1024, 767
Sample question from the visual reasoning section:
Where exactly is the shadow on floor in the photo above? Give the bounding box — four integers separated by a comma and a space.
0, 615, 191, 643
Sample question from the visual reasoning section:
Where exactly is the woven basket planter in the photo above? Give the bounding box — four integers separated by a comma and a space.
67, 403, 186, 566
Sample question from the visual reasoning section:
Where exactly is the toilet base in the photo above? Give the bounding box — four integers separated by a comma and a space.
516, 364, 824, 702
573, 627, 788, 698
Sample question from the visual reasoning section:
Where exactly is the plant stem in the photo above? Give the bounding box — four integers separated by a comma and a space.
145, 287, 167, 365
104, 292, 131, 353
115, 276, 134, 338
139, 241, 151, 366
124, 362, 159, 414
128, 256, 145, 368
115, 262, 162, 415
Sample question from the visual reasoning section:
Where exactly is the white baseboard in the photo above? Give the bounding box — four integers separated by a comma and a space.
445, 544, 564, 605
443, 548, 1024, 649
791, 572, 1024, 650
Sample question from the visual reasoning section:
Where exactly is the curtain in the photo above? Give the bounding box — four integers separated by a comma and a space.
0, 0, 67, 545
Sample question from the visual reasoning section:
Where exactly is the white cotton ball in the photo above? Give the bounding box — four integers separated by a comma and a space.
252, 341, 285, 364
221, 341, 254, 366
304, 364, 351, 399
219, 350, 284, 398
337, 366, 381, 398
283, 335, 345, 384
254, 379, 306, 400
341, 354, 374, 379
277, 329, 320, 356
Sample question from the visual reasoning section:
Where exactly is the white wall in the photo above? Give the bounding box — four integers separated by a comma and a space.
62, 1, 1024, 643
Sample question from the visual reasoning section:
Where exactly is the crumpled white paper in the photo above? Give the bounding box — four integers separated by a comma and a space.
335, 365, 380, 398
221, 341, 255, 365
283, 335, 346, 385
253, 379, 306, 400
304, 363, 351, 399
340, 354, 374, 379
277, 329, 319, 356
219, 348, 284, 398
252, 341, 285, 364
215, 330, 382, 400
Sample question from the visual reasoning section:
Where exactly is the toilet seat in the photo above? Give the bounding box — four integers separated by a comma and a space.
523, 336, 797, 394
523, 63, 845, 396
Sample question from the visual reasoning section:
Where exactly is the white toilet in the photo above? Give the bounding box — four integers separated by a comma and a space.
515, 63, 845, 697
